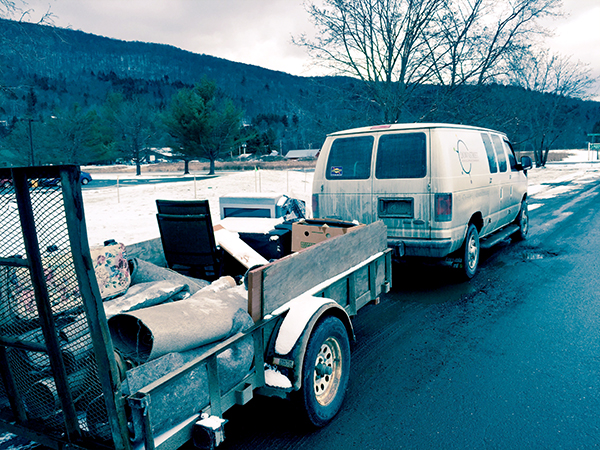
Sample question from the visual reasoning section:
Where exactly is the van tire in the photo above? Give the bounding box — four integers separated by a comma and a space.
513, 199, 528, 241
462, 224, 480, 279
297, 316, 351, 428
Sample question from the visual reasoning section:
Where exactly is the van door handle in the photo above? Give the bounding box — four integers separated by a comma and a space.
489, 177, 493, 183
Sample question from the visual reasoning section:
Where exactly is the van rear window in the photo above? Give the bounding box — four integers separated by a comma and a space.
326, 136, 373, 180
375, 132, 427, 179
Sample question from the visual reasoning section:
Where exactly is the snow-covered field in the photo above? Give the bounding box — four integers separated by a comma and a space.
82, 150, 600, 247
82, 169, 314, 247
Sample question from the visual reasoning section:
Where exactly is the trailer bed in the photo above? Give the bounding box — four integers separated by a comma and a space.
0, 165, 391, 450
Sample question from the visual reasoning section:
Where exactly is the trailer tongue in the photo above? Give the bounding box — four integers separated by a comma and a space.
0, 165, 391, 449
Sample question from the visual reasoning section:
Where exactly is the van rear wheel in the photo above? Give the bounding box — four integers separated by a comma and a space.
461, 224, 480, 279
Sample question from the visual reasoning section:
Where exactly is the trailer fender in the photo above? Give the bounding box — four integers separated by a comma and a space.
270, 295, 353, 391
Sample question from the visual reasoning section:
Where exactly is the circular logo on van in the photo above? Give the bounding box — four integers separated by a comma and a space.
455, 140, 477, 174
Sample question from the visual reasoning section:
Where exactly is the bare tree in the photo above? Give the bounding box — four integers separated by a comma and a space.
296, 0, 446, 123
0, 0, 54, 23
103, 94, 159, 176
509, 50, 592, 166
0, 0, 55, 94
297, 0, 563, 123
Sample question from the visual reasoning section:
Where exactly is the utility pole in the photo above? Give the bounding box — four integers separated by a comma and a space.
587, 133, 600, 161
28, 118, 35, 166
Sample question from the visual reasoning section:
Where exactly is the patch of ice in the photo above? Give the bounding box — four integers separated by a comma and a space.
528, 185, 546, 196
0, 434, 17, 445
534, 185, 577, 199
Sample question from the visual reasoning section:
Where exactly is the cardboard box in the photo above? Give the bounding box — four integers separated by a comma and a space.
291, 219, 362, 252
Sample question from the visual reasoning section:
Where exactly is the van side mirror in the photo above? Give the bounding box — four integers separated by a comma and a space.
519, 156, 533, 171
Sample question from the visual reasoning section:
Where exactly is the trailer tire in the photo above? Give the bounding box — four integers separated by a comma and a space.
298, 316, 350, 428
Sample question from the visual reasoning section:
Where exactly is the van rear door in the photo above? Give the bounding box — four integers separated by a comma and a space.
314, 134, 375, 224
372, 131, 431, 243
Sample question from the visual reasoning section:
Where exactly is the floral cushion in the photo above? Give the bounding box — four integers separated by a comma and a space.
2, 253, 81, 322
90, 242, 131, 300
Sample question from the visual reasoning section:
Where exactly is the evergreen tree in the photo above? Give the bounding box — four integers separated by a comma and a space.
162, 79, 244, 175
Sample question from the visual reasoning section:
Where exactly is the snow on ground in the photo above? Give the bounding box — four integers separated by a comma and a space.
82, 169, 314, 247
82, 151, 600, 247
527, 151, 600, 210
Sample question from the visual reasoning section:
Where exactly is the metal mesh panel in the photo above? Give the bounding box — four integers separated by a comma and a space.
0, 171, 115, 447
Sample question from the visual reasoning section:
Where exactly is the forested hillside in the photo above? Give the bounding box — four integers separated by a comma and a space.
1, 18, 599, 168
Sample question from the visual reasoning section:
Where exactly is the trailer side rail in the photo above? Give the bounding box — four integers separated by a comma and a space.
127, 317, 274, 450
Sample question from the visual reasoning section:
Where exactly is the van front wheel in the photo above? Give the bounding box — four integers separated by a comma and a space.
462, 224, 480, 279
513, 200, 528, 241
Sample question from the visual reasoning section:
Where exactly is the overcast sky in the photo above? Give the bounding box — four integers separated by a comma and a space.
21, 0, 600, 99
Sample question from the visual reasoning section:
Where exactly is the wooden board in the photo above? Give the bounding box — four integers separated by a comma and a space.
213, 225, 269, 269
248, 221, 387, 320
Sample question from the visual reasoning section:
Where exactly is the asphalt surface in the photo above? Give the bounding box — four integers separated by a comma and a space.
82, 174, 217, 189
210, 176, 600, 449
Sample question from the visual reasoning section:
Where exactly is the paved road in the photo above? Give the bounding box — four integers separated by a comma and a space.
83, 174, 217, 189
208, 176, 600, 449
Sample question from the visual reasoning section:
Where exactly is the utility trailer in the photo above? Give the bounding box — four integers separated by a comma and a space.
0, 165, 392, 450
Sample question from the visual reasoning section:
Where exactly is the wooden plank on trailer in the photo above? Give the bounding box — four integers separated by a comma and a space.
247, 269, 263, 322
260, 221, 387, 315
213, 225, 268, 269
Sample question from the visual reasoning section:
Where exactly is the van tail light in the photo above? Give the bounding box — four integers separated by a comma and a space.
435, 193, 452, 222
312, 194, 319, 218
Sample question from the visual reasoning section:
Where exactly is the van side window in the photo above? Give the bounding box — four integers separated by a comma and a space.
504, 140, 518, 171
481, 133, 498, 173
375, 132, 427, 179
491, 134, 507, 172
325, 136, 374, 180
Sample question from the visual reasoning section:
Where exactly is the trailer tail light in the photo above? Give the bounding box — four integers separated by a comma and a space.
312, 194, 319, 218
435, 193, 452, 222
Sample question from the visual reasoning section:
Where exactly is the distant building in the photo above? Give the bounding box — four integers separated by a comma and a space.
284, 149, 320, 160
143, 147, 176, 163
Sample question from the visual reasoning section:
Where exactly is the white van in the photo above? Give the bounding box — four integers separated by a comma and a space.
312, 123, 533, 278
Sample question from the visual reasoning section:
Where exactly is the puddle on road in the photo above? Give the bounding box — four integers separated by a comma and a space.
522, 250, 559, 261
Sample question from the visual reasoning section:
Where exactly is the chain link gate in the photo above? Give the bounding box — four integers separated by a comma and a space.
0, 165, 129, 450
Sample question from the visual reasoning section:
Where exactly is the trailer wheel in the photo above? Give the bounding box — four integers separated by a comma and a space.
298, 316, 350, 427
461, 223, 480, 279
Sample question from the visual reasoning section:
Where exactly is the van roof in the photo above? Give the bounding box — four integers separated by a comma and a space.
327, 122, 506, 137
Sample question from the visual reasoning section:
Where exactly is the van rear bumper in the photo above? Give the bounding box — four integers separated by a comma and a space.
388, 238, 454, 258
